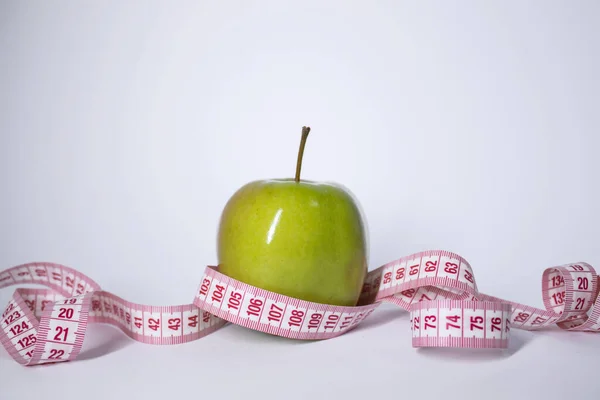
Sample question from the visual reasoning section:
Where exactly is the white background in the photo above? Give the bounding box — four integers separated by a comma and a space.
1, 1, 599, 399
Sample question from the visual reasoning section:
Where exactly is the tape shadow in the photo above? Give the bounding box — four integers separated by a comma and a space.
76, 324, 134, 361
349, 306, 409, 332
415, 328, 536, 362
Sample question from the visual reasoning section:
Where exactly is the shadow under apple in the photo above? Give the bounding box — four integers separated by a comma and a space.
221, 323, 318, 345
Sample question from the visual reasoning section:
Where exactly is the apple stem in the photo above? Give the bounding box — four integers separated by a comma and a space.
295, 126, 311, 182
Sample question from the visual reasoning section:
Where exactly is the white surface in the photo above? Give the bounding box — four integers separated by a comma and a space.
1, 1, 599, 399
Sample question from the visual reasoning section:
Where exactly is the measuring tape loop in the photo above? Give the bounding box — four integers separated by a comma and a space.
2, 250, 599, 366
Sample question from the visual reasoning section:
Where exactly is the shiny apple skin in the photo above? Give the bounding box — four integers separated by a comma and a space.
217, 178, 368, 307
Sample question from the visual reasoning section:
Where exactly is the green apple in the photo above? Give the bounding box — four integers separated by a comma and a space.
216, 126, 368, 306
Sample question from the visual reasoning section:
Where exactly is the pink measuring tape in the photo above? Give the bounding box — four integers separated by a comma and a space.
2, 249, 600, 366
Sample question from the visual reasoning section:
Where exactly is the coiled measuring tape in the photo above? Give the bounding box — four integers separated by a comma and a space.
2, 249, 599, 366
